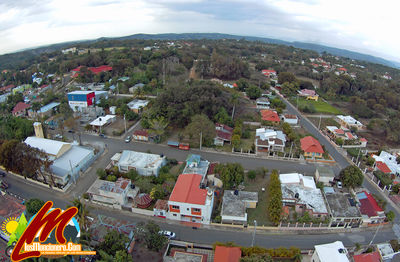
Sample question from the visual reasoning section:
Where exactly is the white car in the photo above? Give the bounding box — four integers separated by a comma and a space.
125, 136, 131, 143
337, 181, 343, 189
159, 230, 176, 239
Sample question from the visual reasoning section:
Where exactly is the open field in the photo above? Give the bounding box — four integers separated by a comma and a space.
291, 97, 343, 115
244, 174, 272, 226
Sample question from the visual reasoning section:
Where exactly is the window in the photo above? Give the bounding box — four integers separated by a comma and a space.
318, 214, 321, 218
187, 208, 189, 211
173, 214, 177, 217
172, 205, 180, 210
193, 208, 201, 213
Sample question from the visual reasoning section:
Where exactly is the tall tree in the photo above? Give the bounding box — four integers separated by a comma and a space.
339, 165, 363, 188
185, 114, 216, 146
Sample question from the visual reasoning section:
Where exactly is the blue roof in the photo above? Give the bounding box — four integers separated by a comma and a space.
109, 85, 116, 90
356, 192, 367, 200
323, 187, 335, 194
167, 141, 179, 146
37, 102, 60, 113
186, 154, 201, 163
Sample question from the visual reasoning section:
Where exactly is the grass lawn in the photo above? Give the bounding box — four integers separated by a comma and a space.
244, 175, 272, 226
292, 97, 343, 115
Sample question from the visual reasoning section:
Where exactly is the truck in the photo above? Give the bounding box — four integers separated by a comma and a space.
167, 141, 190, 150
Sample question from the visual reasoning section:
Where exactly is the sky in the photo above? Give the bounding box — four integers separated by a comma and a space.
1, 0, 399, 62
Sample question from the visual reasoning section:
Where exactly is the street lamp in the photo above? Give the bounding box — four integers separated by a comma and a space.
251, 220, 257, 247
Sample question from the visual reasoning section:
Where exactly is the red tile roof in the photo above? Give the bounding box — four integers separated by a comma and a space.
300, 136, 324, 154
261, 110, 280, 122
335, 129, 345, 135
360, 138, 368, 142
214, 246, 242, 262
216, 123, 233, 133
0, 194, 26, 225
207, 162, 218, 175
338, 67, 347, 71
169, 174, 207, 205
284, 114, 297, 119
154, 199, 168, 210
358, 191, 383, 217
71, 65, 112, 75
135, 193, 152, 209
345, 132, 355, 139
353, 251, 381, 262
376, 161, 392, 174
12, 102, 31, 114
133, 130, 148, 137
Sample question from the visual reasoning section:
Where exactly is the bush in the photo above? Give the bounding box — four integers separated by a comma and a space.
373, 171, 392, 187
97, 169, 107, 180
106, 175, 117, 182
390, 239, 400, 252
82, 193, 89, 200
167, 158, 178, 166
214, 215, 222, 223
247, 170, 257, 180
372, 194, 387, 210
386, 211, 395, 222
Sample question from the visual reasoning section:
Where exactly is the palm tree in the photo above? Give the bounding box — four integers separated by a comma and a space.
230, 93, 239, 120
68, 198, 91, 231
148, 116, 169, 142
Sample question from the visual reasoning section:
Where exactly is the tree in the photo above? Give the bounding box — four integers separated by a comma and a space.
215, 163, 244, 189
215, 107, 232, 126
97, 169, 107, 180
98, 230, 129, 257
68, 198, 91, 231
386, 211, 395, 222
150, 184, 164, 200
247, 170, 257, 180
240, 254, 273, 262
185, 114, 216, 146
246, 85, 261, 99
230, 93, 240, 120
232, 134, 241, 149
339, 165, 363, 188
148, 116, 169, 142
236, 78, 250, 91
26, 198, 45, 216
278, 72, 297, 85
144, 221, 168, 251
115, 250, 133, 262
267, 170, 282, 225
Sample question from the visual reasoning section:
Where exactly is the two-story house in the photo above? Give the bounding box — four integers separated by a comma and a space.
167, 173, 214, 224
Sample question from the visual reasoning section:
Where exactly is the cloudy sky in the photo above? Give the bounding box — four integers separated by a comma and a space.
1, 0, 399, 61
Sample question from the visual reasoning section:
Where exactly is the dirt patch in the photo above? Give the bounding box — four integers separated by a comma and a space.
295, 75, 320, 88
131, 242, 165, 262
103, 118, 137, 136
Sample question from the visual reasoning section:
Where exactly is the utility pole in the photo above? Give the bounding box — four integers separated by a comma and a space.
99, 118, 102, 135
199, 132, 202, 151
318, 115, 322, 130
124, 114, 127, 134
251, 220, 257, 247
369, 222, 382, 246
289, 142, 293, 158
296, 95, 299, 108
356, 148, 361, 165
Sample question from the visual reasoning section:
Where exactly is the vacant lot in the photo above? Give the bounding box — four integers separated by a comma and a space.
291, 97, 343, 115
244, 174, 273, 226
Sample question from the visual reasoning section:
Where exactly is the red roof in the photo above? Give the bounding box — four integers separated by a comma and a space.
214, 246, 242, 262
358, 191, 383, 217
216, 130, 232, 141
154, 199, 168, 211
133, 130, 148, 137
135, 193, 152, 209
12, 102, 31, 114
299, 89, 316, 96
169, 174, 207, 205
345, 132, 355, 139
216, 123, 233, 133
376, 161, 392, 174
207, 162, 218, 175
261, 110, 280, 122
71, 65, 112, 75
353, 251, 381, 262
300, 136, 324, 154
338, 67, 347, 71
0, 84, 14, 92
261, 69, 276, 76
335, 129, 345, 135
360, 138, 368, 142
284, 114, 297, 119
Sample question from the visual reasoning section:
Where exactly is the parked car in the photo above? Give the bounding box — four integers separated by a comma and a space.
99, 134, 107, 138
159, 230, 176, 239
54, 134, 62, 139
125, 136, 131, 143
337, 181, 343, 189
68, 129, 75, 133
0, 179, 9, 189
0, 171, 5, 177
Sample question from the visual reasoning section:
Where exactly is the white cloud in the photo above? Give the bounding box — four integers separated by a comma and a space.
0, 0, 399, 62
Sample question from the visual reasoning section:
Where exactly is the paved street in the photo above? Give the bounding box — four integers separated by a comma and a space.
1, 94, 399, 249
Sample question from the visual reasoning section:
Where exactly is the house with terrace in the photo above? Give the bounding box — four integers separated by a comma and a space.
221, 190, 258, 225
298, 89, 319, 101
280, 173, 328, 219
255, 128, 286, 154
356, 191, 386, 225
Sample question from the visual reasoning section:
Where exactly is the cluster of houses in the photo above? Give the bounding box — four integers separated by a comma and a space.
325, 115, 368, 147
280, 169, 386, 227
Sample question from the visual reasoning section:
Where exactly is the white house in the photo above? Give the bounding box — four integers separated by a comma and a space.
87, 178, 139, 209
256, 97, 270, 109
372, 151, 400, 176
167, 173, 214, 224
336, 115, 364, 130
311, 241, 350, 262
127, 99, 149, 113
89, 115, 116, 129
282, 114, 298, 125
117, 150, 167, 176
255, 128, 286, 153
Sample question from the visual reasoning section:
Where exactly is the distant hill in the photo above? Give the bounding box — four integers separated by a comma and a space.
1, 32, 399, 70
113, 33, 400, 68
